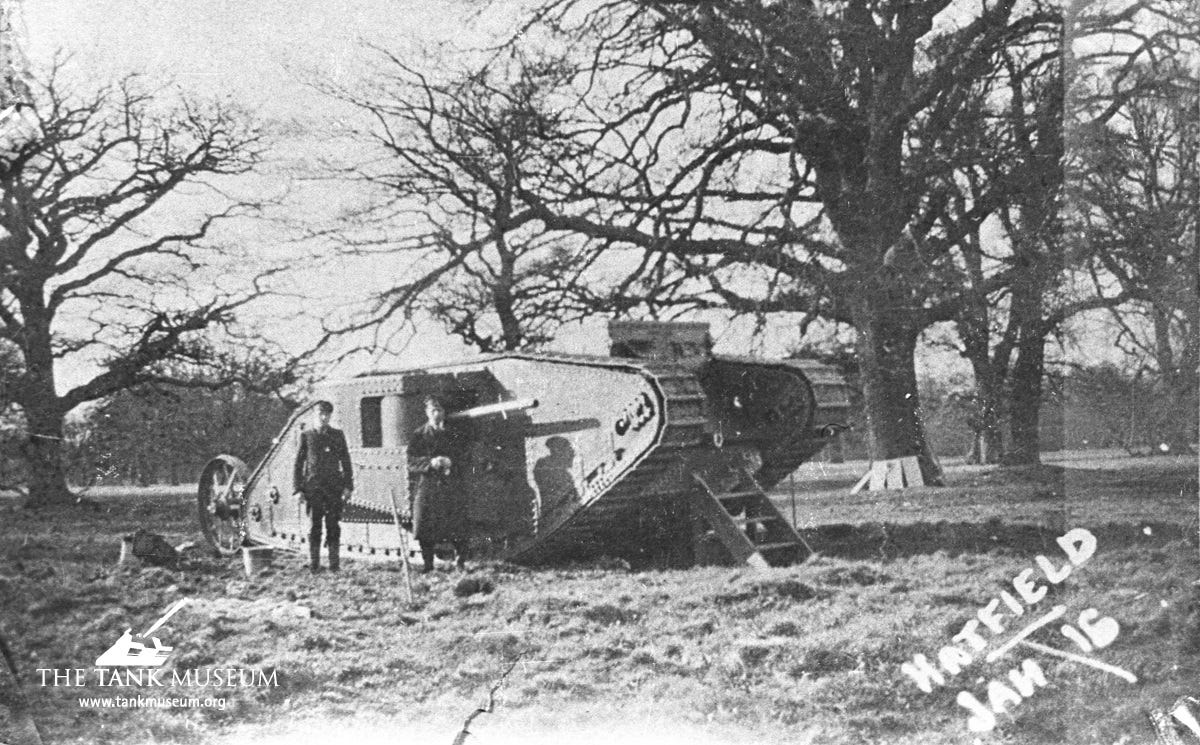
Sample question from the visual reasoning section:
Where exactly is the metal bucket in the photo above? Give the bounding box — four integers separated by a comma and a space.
241, 546, 273, 576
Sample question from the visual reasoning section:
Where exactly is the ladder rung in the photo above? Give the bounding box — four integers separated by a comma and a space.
670, 417, 710, 427
754, 541, 801, 552
733, 515, 780, 527
716, 490, 762, 501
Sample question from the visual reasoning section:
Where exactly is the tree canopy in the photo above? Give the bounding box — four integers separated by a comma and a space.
315, 49, 640, 354
0, 66, 271, 505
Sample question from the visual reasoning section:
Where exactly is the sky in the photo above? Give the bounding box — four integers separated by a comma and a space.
20, 0, 465, 116
14, 0, 509, 387
9, 0, 1131, 394
12, 0, 865, 389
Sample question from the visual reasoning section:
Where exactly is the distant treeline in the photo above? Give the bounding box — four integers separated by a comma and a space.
827, 363, 1198, 462
1, 384, 294, 489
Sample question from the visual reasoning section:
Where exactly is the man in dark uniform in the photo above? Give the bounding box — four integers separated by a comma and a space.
293, 400, 353, 573
408, 395, 470, 572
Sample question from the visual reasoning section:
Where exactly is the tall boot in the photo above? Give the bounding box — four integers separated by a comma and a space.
327, 513, 341, 572
309, 541, 321, 572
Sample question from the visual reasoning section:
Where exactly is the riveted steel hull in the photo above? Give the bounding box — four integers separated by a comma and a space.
225, 353, 848, 566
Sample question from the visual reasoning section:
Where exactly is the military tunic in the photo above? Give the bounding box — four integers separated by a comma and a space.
293, 425, 353, 504
408, 422, 469, 545
293, 425, 353, 564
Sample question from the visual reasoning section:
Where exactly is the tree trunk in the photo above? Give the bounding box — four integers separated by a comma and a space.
1153, 308, 1197, 455
1005, 321, 1045, 466
1001, 255, 1052, 467
20, 400, 73, 507
968, 363, 1005, 465
967, 422, 1005, 465
494, 246, 524, 351
976, 425, 1004, 465
852, 294, 944, 485
14, 299, 74, 507
955, 221, 1006, 466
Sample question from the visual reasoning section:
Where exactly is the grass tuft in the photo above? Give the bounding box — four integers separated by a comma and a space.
582, 603, 640, 625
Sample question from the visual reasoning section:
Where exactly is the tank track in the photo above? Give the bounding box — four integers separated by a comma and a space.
507, 358, 826, 565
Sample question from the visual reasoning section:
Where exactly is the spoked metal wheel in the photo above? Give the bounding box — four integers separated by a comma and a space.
197, 455, 249, 556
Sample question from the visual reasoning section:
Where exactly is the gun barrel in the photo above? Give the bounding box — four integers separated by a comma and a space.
448, 398, 539, 420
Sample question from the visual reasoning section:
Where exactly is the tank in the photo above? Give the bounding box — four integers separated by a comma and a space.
197, 322, 851, 568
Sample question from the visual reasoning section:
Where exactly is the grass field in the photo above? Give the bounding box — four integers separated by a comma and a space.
0, 452, 1196, 745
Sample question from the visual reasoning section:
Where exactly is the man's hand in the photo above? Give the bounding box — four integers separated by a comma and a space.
431, 456, 452, 472
293, 491, 305, 502
342, 488, 353, 503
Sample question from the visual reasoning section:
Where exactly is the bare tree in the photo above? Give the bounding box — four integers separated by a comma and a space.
938, 0, 1198, 465
486, 0, 1196, 477
314, 49, 634, 354
949, 52, 1081, 465
0, 67, 268, 507
1075, 54, 1198, 454
481, 0, 1080, 483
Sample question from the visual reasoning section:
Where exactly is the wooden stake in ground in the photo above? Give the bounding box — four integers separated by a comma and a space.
387, 487, 415, 604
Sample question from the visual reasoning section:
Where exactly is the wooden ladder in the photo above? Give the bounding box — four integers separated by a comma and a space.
690, 468, 809, 568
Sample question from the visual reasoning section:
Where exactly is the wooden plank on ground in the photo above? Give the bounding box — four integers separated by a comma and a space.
869, 461, 887, 491
850, 468, 872, 494
853, 458, 924, 493
900, 456, 924, 487
884, 459, 905, 489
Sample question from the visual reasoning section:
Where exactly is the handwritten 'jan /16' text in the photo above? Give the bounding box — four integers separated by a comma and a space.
901, 528, 1132, 732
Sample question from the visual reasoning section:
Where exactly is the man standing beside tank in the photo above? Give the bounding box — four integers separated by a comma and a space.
293, 400, 354, 573
408, 395, 470, 572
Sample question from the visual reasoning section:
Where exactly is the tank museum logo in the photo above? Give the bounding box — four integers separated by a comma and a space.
34, 599, 277, 690
900, 528, 1139, 733
95, 598, 188, 667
